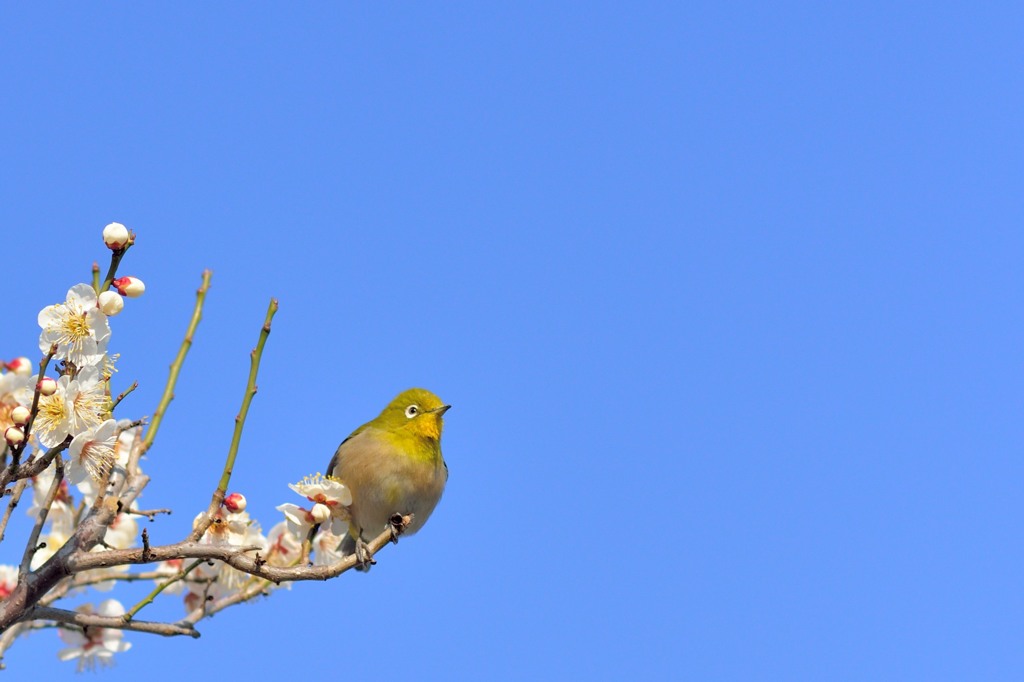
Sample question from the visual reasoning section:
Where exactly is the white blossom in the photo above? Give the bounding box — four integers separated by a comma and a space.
57, 600, 131, 671
66, 419, 118, 485
38, 284, 111, 367
287, 473, 351, 535
33, 367, 107, 449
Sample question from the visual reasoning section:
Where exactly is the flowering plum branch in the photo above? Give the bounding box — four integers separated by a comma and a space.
0, 224, 409, 672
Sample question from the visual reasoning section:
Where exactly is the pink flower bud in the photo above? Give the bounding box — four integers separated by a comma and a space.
224, 492, 247, 513
4, 427, 24, 446
37, 377, 57, 396
98, 290, 124, 316
4, 357, 32, 376
310, 503, 331, 524
111, 276, 145, 298
10, 406, 30, 426
102, 222, 131, 250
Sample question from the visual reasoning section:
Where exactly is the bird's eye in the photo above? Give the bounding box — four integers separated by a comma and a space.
405, 405, 419, 418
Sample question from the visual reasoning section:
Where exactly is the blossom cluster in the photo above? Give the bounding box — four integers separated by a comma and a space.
0, 223, 356, 670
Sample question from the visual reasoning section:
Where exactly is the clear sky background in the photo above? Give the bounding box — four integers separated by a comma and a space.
1, 3, 1022, 680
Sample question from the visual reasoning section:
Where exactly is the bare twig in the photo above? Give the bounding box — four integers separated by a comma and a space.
8, 346, 57, 470
19, 457, 63, 577
26, 606, 198, 639
191, 297, 277, 541
140, 270, 211, 456
124, 559, 204, 622
124, 507, 172, 521
182, 576, 271, 626
0, 480, 28, 544
69, 569, 213, 590
110, 381, 138, 411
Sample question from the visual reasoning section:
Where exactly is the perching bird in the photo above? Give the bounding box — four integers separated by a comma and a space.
327, 388, 449, 568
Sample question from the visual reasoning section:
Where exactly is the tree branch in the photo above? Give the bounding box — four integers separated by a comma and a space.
70, 515, 412, 583
191, 297, 277, 541
140, 270, 211, 456
26, 606, 198, 639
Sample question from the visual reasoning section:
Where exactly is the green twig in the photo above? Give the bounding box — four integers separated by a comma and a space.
100, 242, 133, 293
191, 297, 278, 541
141, 271, 211, 455
218, 298, 278, 495
111, 381, 139, 412
124, 558, 204, 622
91, 262, 101, 294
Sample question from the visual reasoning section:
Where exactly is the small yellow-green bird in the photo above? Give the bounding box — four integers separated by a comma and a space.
327, 388, 450, 568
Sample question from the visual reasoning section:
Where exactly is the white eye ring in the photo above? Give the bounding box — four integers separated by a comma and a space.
405, 405, 419, 418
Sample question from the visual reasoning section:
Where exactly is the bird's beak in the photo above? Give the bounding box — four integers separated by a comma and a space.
433, 404, 451, 416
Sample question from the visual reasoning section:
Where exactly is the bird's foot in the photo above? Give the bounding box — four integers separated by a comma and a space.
354, 537, 376, 572
387, 513, 411, 544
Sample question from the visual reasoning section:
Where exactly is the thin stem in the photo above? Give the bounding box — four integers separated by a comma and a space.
20, 457, 63, 577
9, 346, 56, 470
25, 606, 198, 639
141, 270, 211, 455
181, 576, 271, 626
124, 559, 204, 622
0, 480, 28, 544
110, 381, 138, 411
99, 242, 132, 293
91, 262, 101, 293
69, 569, 214, 590
191, 297, 277, 541
122, 507, 172, 520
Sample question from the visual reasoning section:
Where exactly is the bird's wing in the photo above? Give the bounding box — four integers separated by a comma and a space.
326, 420, 374, 477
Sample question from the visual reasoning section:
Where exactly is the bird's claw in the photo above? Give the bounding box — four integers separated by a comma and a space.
387, 513, 409, 545
354, 537, 376, 571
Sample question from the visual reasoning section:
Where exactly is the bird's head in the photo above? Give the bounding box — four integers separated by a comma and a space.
376, 388, 450, 441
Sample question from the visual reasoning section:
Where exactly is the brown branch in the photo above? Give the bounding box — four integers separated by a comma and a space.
19, 457, 63, 577
70, 515, 412, 584
123, 507, 172, 521
25, 606, 198, 639
0, 441, 70, 490
0, 480, 28, 544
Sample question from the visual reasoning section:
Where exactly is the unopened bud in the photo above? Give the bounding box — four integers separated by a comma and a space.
4, 426, 24, 447
4, 357, 32, 376
224, 492, 247, 513
102, 222, 131, 250
310, 503, 331, 524
37, 377, 57, 396
10, 406, 30, 426
98, 290, 124, 316
111, 276, 145, 298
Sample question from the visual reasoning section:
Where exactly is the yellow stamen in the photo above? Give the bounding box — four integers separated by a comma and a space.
55, 306, 92, 354
33, 394, 68, 440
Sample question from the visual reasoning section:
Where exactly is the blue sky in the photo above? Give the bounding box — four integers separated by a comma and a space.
1, 3, 1022, 679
